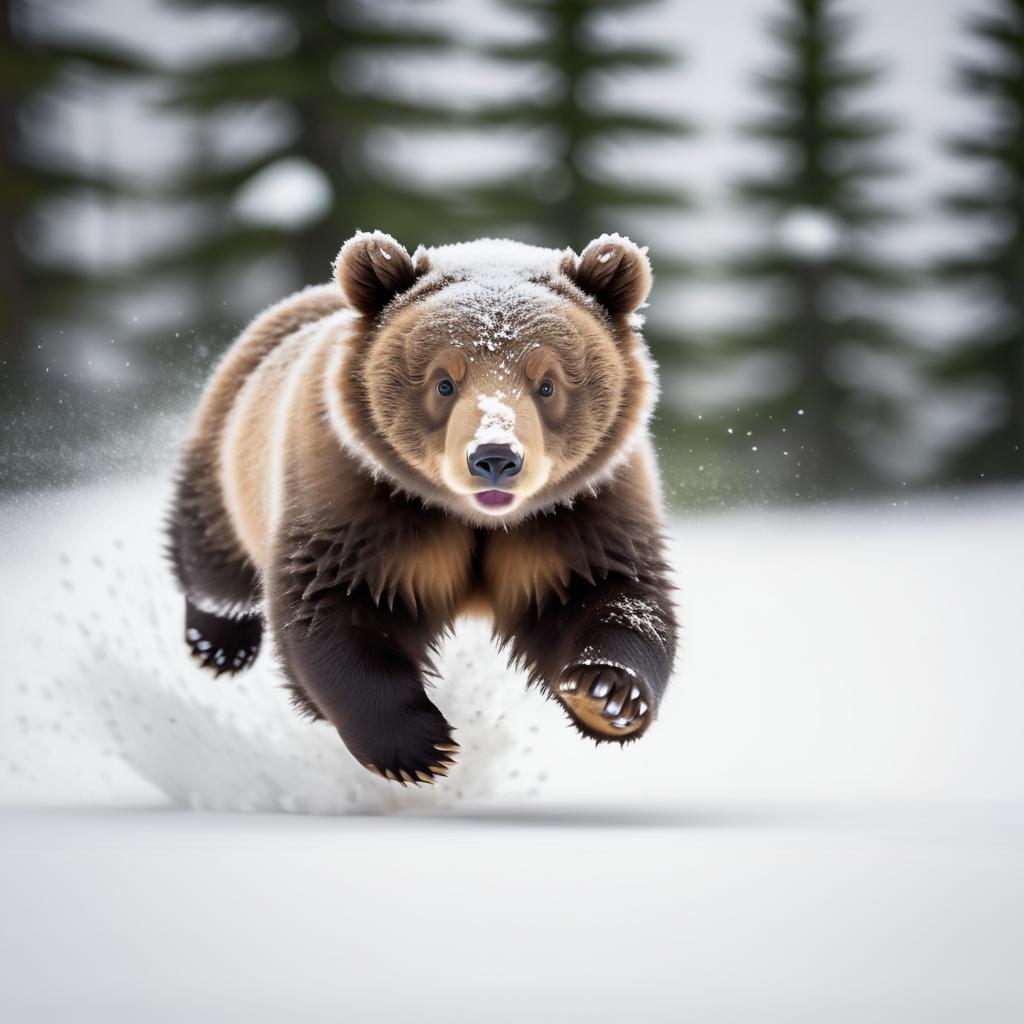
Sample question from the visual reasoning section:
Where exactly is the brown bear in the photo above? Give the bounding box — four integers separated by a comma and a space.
167, 231, 677, 785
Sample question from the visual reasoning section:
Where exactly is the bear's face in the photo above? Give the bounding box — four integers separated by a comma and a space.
330, 233, 655, 526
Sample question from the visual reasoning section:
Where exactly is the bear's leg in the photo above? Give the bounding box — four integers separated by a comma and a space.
500, 573, 676, 744
267, 545, 458, 784
168, 448, 265, 675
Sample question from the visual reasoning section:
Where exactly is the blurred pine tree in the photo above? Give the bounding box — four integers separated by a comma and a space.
0, 0, 150, 409
717, 0, 909, 497
471, 0, 693, 238
467, 0, 695, 384
152, 0, 461, 346
936, 0, 1024, 482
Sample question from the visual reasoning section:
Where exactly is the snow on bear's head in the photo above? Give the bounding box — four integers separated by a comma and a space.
329, 230, 658, 527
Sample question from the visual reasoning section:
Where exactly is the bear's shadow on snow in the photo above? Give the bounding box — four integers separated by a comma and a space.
396, 803, 810, 830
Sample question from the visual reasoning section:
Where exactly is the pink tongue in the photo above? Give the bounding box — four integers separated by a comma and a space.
476, 490, 515, 508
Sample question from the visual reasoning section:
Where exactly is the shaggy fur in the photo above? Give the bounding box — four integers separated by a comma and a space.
168, 231, 677, 784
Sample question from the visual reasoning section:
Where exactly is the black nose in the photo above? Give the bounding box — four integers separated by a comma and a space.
468, 443, 523, 485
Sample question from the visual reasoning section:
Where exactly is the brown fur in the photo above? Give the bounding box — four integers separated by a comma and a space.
168, 232, 677, 782
167, 283, 343, 615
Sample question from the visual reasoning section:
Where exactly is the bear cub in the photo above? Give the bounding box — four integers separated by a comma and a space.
168, 231, 678, 784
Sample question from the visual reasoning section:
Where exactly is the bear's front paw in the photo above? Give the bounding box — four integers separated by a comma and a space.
351, 710, 460, 786
556, 664, 653, 742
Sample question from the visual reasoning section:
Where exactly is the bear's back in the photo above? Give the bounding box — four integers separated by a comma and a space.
188, 284, 344, 446
186, 283, 350, 567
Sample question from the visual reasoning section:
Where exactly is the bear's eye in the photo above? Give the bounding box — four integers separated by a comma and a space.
436, 378, 455, 397
538, 379, 555, 399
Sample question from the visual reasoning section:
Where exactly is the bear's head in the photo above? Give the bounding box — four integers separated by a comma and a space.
326, 230, 657, 526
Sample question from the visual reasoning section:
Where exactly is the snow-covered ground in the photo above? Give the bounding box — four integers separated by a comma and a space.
2, 475, 1023, 1021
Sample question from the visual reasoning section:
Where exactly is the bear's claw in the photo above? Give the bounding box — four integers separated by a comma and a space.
359, 738, 460, 785
556, 664, 653, 741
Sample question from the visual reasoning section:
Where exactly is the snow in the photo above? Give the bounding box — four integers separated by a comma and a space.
422, 237, 565, 279
2, 475, 1024, 1020
469, 392, 522, 457
599, 594, 666, 642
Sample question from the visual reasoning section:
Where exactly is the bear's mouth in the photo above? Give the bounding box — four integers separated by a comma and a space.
474, 489, 516, 509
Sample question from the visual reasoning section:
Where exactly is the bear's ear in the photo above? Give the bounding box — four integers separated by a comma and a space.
334, 230, 419, 316
563, 234, 652, 316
